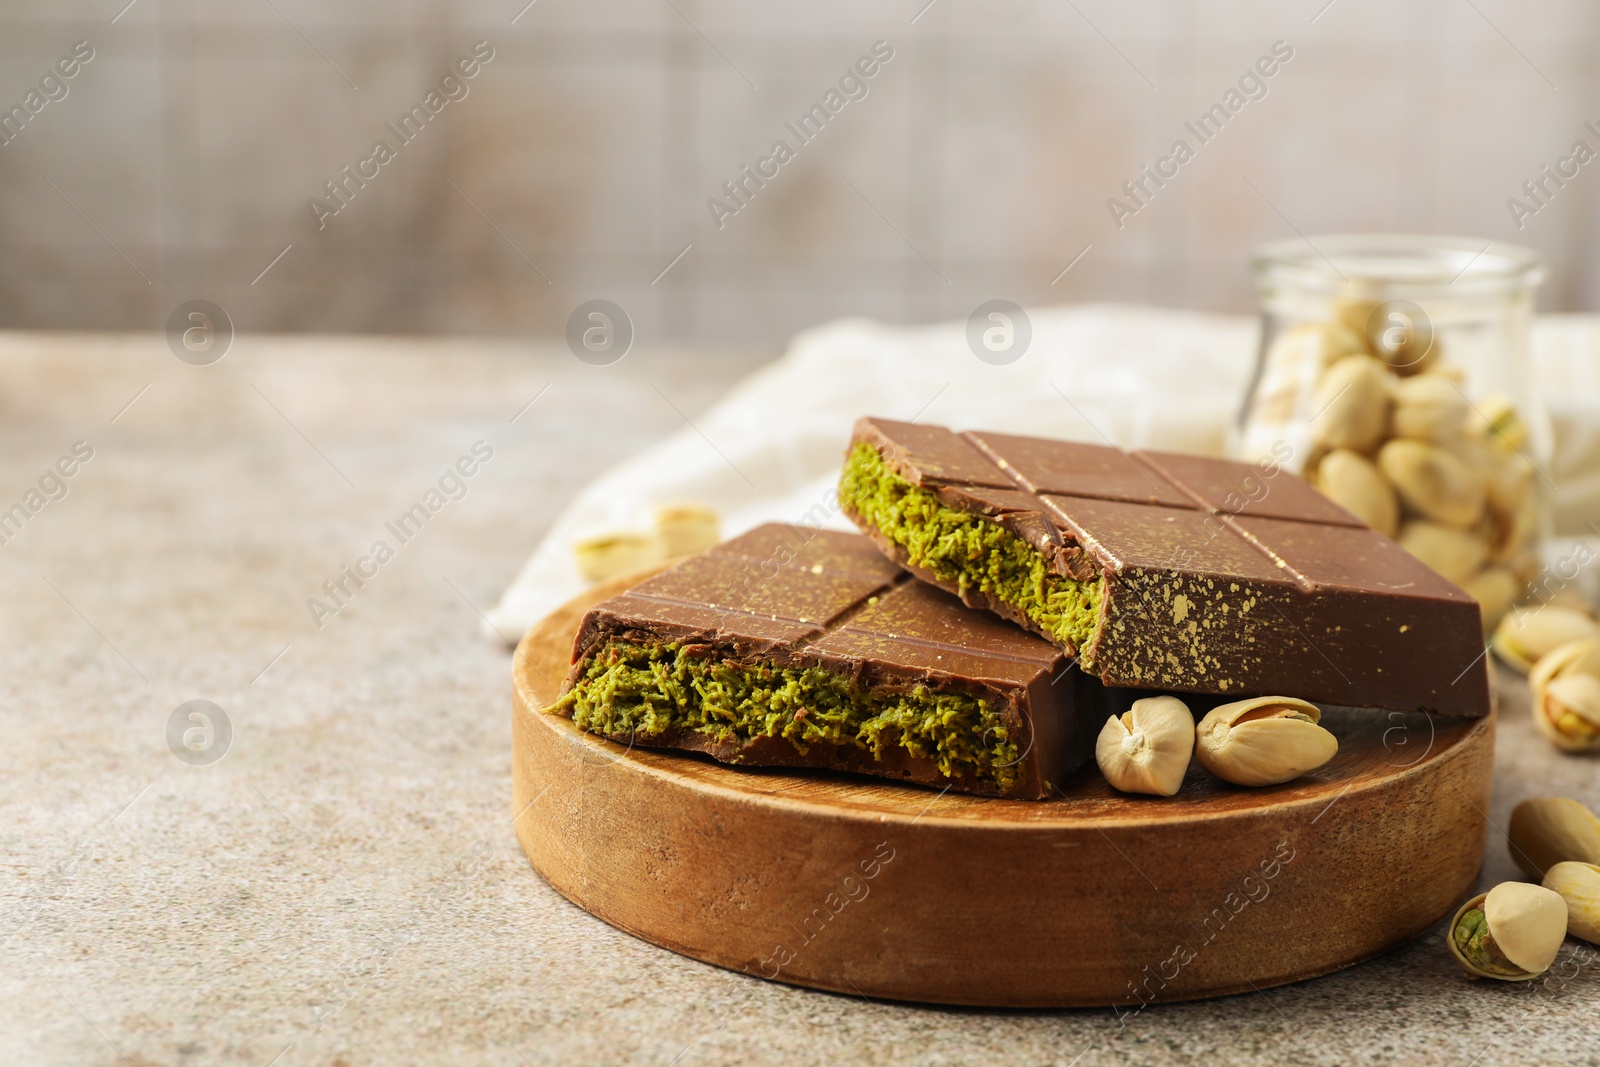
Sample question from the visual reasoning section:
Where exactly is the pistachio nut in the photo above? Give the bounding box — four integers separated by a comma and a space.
1390, 373, 1472, 443
1311, 355, 1392, 453
1095, 695, 1194, 796
652, 502, 721, 559
1491, 606, 1600, 674
1194, 696, 1337, 787
1483, 451, 1534, 517
1508, 797, 1600, 880
1448, 882, 1568, 981
1377, 439, 1487, 529
1489, 496, 1538, 567
572, 529, 663, 583
1332, 297, 1382, 344
1528, 637, 1600, 692
1337, 297, 1440, 376
1268, 321, 1369, 374
1249, 323, 1371, 425
1313, 449, 1399, 537
1460, 566, 1519, 634
1542, 861, 1600, 945
1470, 393, 1529, 450
1535, 673, 1600, 753
1397, 521, 1489, 586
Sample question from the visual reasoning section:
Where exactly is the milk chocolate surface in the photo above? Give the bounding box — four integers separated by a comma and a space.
845, 417, 1490, 718
555, 524, 1103, 798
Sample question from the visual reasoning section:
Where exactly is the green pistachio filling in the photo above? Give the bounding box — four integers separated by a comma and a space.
554, 640, 1021, 789
837, 442, 1104, 652
1453, 908, 1521, 976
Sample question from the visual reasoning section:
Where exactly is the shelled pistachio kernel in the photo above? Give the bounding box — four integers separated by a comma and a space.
1507, 797, 1600, 880
1194, 696, 1337, 787
1448, 882, 1568, 981
1543, 862, 1600, 945
1095, 696, 1194, 797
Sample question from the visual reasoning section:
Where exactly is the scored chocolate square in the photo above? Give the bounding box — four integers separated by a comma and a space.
839, 416, 1489, 717
550, 524, 1105, 799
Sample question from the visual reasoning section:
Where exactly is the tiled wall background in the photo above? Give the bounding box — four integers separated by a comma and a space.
1, 0, 1598, 351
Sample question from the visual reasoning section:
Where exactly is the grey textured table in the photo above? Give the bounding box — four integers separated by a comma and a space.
2, 333, 1596, 1067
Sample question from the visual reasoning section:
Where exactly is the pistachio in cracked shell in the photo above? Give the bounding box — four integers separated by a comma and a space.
1268, 321, 1368, 374
1529, 638, 1600, 753
1313, 449, 1399, 537
1448, 882, 1568, 981
1095, 695, 1194, 796
1354, 300, 1440, 377
1470, 393, 1529, 450
1397, 521, 1488, 586
1377, 439, 1486, 529
1507, 797, 1600, 880
1249, 323, 1370, 426
1542, 861, 1600, 945
1194, 696, 1338, 787
1491, 606, 1600, 674
1311, 355, 1392, 453
1482, 448, 1533, 517
1391, 373, 1472, 443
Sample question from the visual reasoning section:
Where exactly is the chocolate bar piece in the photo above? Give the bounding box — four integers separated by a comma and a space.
838, 417, 1489, 717
550, 524, 1104, 798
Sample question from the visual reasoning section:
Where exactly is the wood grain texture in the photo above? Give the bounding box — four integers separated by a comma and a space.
512, 571, 1496, 1008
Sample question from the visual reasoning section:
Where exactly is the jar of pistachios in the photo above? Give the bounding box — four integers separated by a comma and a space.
1236, 235, 1549, 632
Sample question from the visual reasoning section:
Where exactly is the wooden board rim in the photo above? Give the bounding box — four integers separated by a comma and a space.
511, 567, 1496, 1007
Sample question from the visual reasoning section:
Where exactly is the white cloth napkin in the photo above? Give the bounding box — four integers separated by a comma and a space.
488, 304, 1600, 643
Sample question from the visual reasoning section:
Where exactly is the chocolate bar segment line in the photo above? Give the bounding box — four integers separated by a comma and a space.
840, 416, 1489, 718
552, 524, 1100, 799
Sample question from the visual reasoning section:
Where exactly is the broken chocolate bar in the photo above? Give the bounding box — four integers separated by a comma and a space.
838, 416, 1489, 718
550, 524, 1103, 798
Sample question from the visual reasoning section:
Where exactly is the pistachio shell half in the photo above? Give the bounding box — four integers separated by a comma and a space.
1311, 355, 1392, 453
1194, 696, 1338, 787
1378, 439, 1487, 529
652, 502, 721, 558
1543, 861, 1600, 945
1447, 882, 1568, 980
1492, 607, 1600, 675
1508, 797, 1600, 880
572, 530, 663, 583
1313, 449, 1399, 537
1095, 696, 1195, 797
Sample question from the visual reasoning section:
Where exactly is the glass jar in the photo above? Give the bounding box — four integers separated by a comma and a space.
1236, 234, 1549, 632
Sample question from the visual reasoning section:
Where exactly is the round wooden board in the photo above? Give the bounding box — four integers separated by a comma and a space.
512, 571, 1496, 1008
